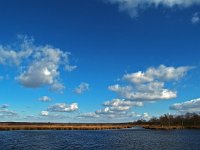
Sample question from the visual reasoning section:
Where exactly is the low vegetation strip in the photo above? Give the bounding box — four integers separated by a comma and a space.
0, 123, 134, 131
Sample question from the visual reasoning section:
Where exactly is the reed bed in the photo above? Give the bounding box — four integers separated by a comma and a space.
0, 123, 134, 131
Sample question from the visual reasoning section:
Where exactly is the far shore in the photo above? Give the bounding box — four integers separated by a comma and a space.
0, 122, 200, 131
141, 125, 200, 130
0, 122, 134, 131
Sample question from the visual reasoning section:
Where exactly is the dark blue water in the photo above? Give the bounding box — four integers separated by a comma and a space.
0, 129, 200, 150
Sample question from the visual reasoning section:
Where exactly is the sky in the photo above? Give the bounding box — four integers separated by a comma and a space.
0, 0, 200, 123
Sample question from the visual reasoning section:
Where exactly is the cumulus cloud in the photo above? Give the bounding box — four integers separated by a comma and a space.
191, 12, 200, 24
74, 82, 89, 94
79, 98, 143, 120
109, 83, 177, 101
109, 65, 192, 101
97, 99, 138, 115
123, 65, 192, 83
0, 36, 33, 66
47, 103, 78, 112
0, 35, 76, 92
38, 96, 52, 102
104, 0, 200, 17
16, 45, 68, 89
170, 98, 200, 113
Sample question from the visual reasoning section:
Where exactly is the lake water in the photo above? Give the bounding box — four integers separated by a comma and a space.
0, 129, 200, 150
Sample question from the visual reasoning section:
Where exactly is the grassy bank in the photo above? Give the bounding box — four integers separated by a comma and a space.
1, 122, 200, 131
0, 122, 134, 131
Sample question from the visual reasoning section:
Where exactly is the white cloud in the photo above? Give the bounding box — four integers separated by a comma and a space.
79, 98, 143, 119
16, 45, 67, 90
40, 111, 49, 116
105, 0, 200, 17
96, 107, 128, 116
74, 82, 89, 94
123, 65, 192, 83
123, 71, 153, 84
0, 36, 76, 92
109, 65, 192, 101
98, 99, 131, 114
170, 98, 200, 113
38, 96, 52, 102
77, 99, 151, 122
191, 12, 200, 24
0, 36, 33, 66
109, 83, 177, 101
47, 103, 78, 112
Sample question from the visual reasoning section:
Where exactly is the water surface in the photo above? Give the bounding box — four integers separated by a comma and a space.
0, 129, 199, 150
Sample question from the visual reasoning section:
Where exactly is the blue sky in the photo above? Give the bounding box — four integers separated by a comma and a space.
0, 0, 200, 123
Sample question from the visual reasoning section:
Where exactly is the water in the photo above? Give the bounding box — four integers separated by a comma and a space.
0, 129, 200, 150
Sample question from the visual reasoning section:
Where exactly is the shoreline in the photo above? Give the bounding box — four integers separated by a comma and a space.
0, 122, 200, 131
0, 122, 134, 131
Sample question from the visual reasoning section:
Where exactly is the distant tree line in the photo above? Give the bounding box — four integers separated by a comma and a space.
135, 113, 200, 127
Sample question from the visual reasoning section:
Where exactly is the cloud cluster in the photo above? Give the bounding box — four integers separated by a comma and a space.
95, 99, 143, 118
47, 103, 78, 112
105, 0, 200, 17
0, 36, 76, 92
109, 65, 192, 101
170, 98, 200, 113
78, 65, 192, 122
79, 98, 143, 120
0, 36, 32, 66
74, 82, 89, 94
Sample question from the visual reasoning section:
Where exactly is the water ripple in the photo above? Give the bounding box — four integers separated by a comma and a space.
0, 129, 200, 150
